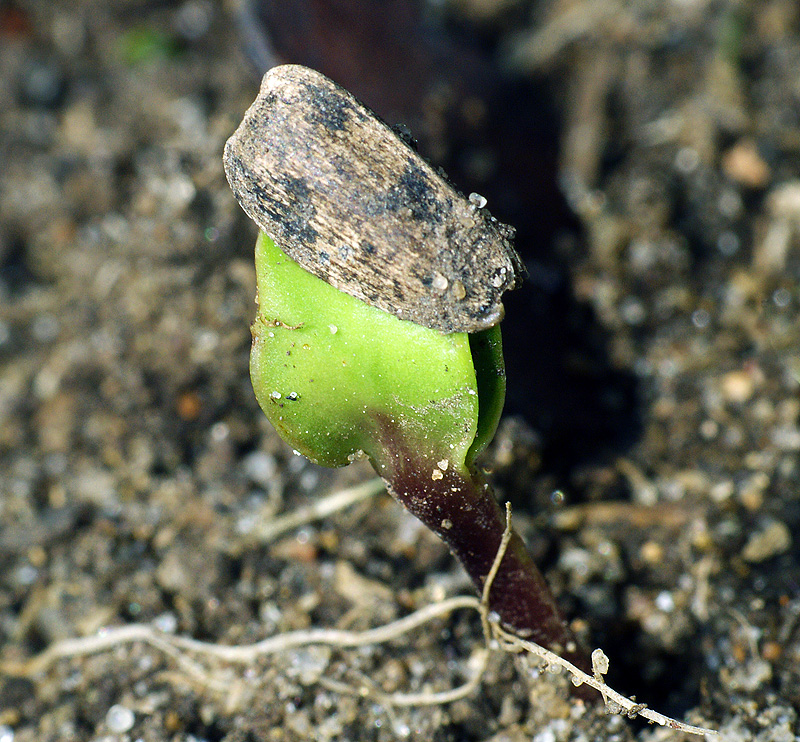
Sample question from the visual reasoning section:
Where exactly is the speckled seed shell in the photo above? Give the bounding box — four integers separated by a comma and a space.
224, 64, 523, 334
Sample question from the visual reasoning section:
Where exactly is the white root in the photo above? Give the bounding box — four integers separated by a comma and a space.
2, 490, 718, 737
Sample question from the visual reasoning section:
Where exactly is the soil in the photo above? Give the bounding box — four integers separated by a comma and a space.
1, 1, 800, 741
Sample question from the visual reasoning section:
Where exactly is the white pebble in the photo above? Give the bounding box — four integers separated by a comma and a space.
243, 451, 277, 484
106, 704, 135, 733
655, 590, 675, 612
469, 192, 487, 209
431, 272, 448, 291
153, 611, 178, 633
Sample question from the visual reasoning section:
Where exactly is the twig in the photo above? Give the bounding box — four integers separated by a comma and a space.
240, 477, 385, 546
505, 0, 617, 70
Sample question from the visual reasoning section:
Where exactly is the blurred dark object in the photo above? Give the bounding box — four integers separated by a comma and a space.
233, 0, 566, 243
238, 0, 459, 142
0, 2, 33, 38
232, 0, 640, 476
17, 54, 67, 109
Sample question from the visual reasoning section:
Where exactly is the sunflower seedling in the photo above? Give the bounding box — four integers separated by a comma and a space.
224, 65, 587, 672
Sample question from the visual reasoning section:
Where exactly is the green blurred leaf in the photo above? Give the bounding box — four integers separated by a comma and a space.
118, 28, 180, 66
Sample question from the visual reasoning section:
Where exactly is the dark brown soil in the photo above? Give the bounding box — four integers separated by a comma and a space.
2, 1, 799, 740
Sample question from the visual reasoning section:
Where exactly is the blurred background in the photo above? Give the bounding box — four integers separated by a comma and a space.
2, 1, 800, 740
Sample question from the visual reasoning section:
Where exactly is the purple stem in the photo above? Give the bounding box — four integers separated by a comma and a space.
372, 427, 594, 697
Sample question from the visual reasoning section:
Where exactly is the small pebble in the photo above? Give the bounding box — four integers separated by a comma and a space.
14, 564, 38, 586
243, 451, 277, 485
468, 192, 487, 208
18, 56, 65, 108
761, 641, 783, 662
716, 231, 740, 256
720, 370, 754, 404
655, 590, 675, 612
741, 520, 791, 563
721, 139, 770, 189
674, 146, 700, 174
639, 541, 663, 565
691, 308, 711, 329
210, 422, 229, 441
153, 611, 178, 633
105, 704, 135, 734
174, 0, 213, 41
